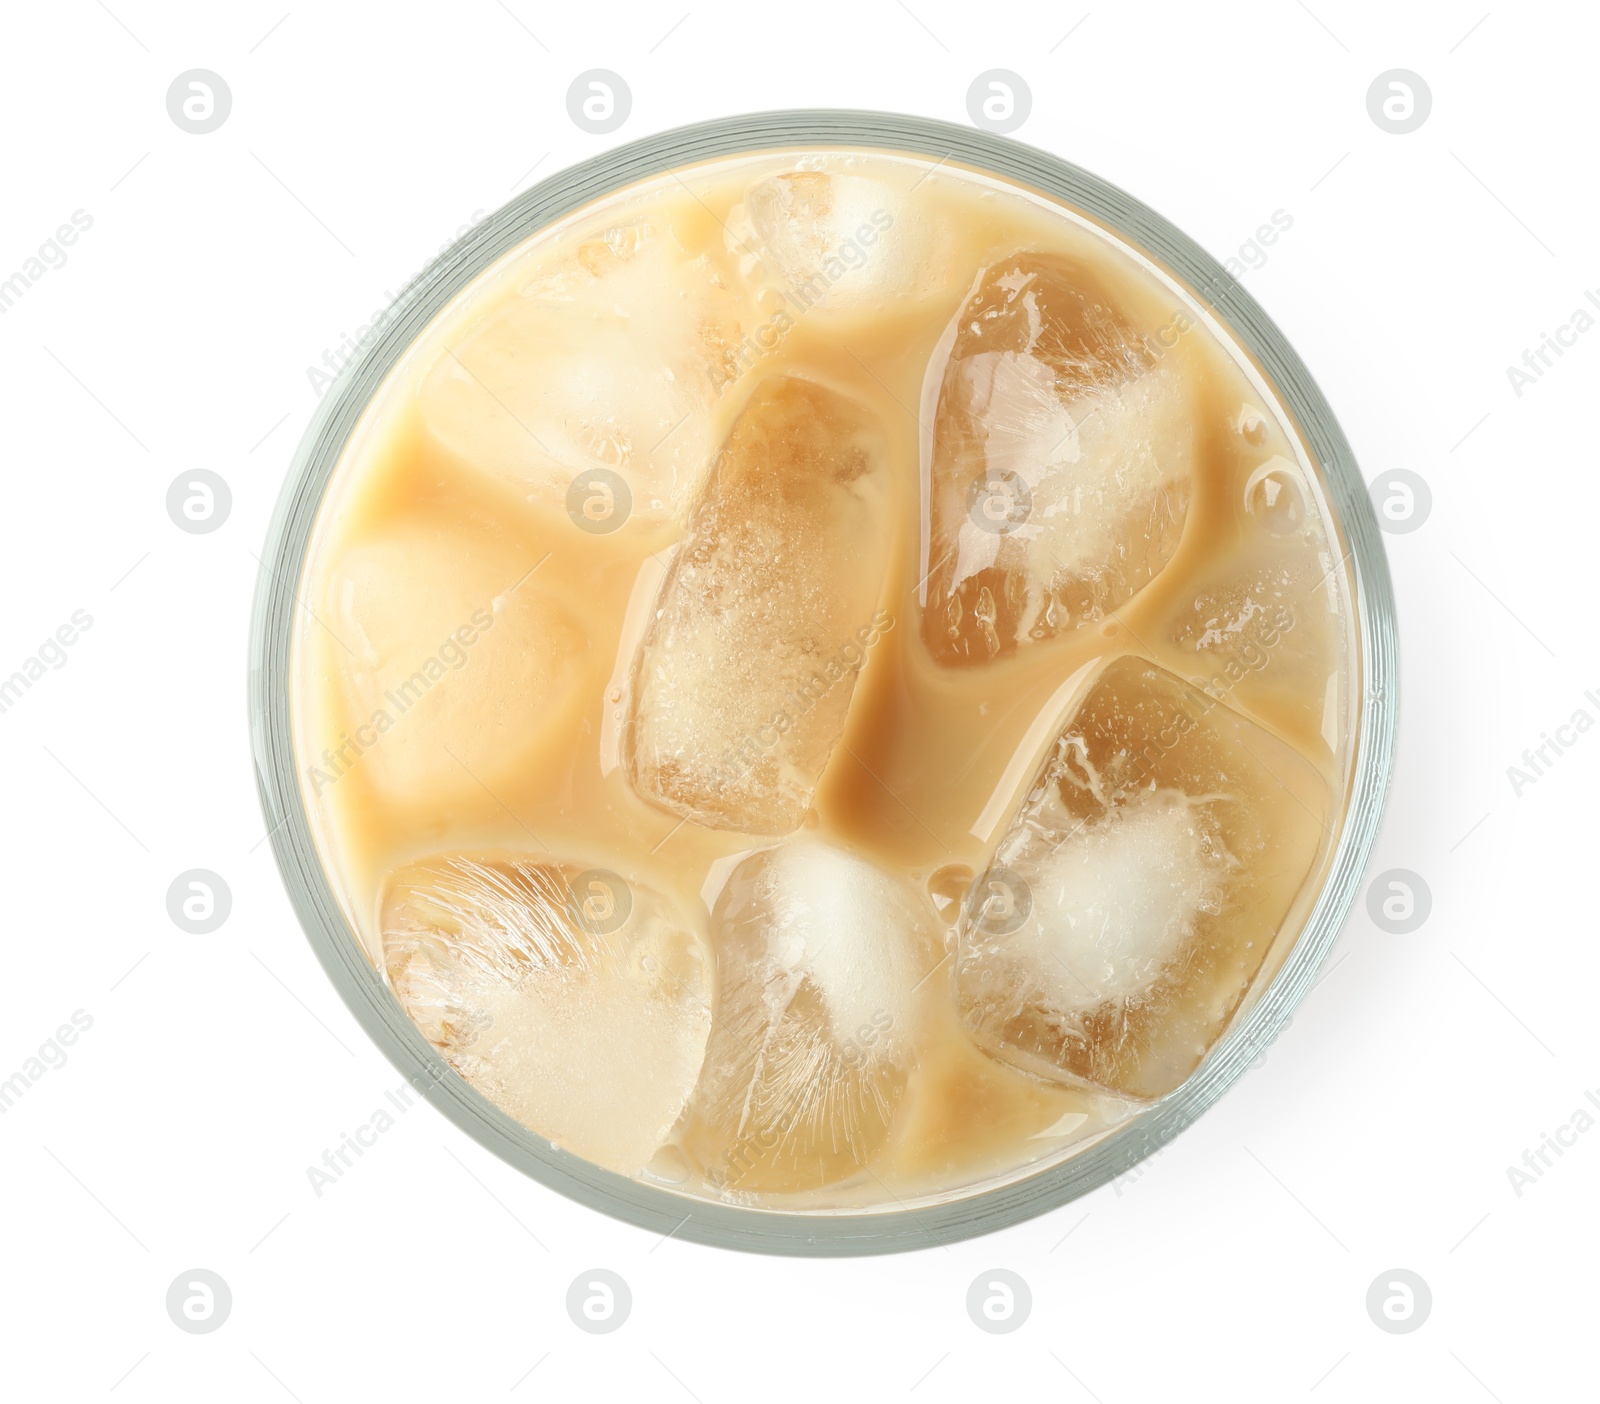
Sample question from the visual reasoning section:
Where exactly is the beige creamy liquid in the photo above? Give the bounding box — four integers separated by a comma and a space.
294, 151, 1357, 1211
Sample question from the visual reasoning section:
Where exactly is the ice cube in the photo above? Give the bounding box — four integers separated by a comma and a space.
323, 523, 587, 802
729, 170, 934, 314
954, 656, 1328, 1099
381, 853, 713, 1176
417, 223, 746, 520
1167, 456, 1348, 756
624, 375, 892, 835
680, 838, 943, 1194
921, 252, 1195, 665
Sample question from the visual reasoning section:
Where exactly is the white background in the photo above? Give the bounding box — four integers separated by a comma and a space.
1, 0, 1594, 1399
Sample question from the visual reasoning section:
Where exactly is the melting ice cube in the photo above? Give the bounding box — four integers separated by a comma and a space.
382, 853, 713, 1176
954, 656, 1328, 1098
729, 170, 938, 314
417, 223, 747, 521
624, 375, 892, 835
323, 523, 587, 802
1167, 456, 1348, 757
681, 838, 943, 1194
921, 252, 1195, 665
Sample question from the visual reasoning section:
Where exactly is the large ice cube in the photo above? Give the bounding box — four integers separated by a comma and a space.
324, 523, 587, 802
382, 853, 713, 1176
1167, 455, 1348, 756
418, 222, 746, 520
681, 839, 942, 1194
728, 170, 935, 314
954, 656, 1328, 1099
921, 252, 1195, 665
624, 375, 892, 835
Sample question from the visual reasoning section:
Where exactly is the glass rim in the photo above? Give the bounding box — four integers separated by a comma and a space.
248, 108, 1398, 1256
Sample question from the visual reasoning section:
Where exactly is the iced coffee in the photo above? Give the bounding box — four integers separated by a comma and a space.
293, 150, 1356, 1209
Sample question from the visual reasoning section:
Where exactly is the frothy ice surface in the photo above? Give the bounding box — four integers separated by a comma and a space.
955, 656, 1327, 1098
682, 839, 941, 1194
625, 375, 891, 835
418, 222, 746, 520
923, 252, 1194, 665
382, 854, 713, 1176
1007, 788, 1227, 1015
